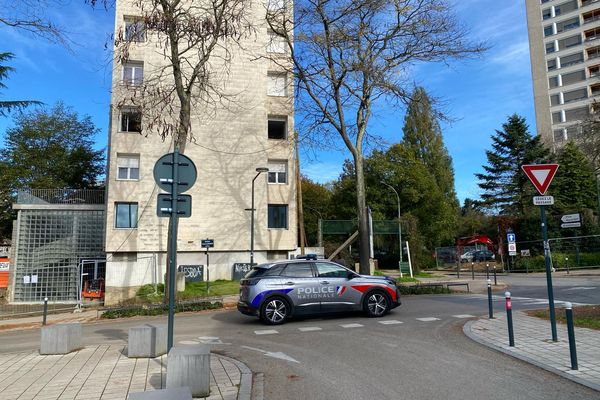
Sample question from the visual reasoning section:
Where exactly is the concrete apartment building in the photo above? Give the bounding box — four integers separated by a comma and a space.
104, 1, 296, 304
526, 0, 600, 147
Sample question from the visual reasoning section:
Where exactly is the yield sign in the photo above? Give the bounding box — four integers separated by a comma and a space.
521, 164, 559, 195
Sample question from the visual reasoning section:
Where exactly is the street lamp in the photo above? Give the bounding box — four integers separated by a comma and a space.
381, 181, 402, 274
250, 167, 269, 265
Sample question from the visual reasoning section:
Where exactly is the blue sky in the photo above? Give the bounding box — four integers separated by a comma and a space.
0, 1, 535, 205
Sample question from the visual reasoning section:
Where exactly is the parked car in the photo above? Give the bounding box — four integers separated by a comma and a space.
472, 250, 495, 262
237, 259, 401, 325
460, 251, 474, 263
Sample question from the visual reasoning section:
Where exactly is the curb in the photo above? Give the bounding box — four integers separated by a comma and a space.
215, 354, 254, 400
463, 318, 600, 392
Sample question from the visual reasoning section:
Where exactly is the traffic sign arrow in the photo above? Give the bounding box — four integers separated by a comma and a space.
561, 213, 581, 223
521, 164, 559, 195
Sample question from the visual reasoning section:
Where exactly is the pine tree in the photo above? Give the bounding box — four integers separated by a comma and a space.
476, 114, 549, 215
552, 141, 597, 212
0, 53, 41, 116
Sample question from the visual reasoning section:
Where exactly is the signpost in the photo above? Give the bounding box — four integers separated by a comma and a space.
154, 150, 197, 352
561, 213, 581, 229
521, 163, 559, 342
202, 239, 214, 292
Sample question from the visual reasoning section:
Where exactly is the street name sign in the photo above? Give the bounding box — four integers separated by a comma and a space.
533, 196, 555, 206
561, 213, 581, 223
561, 222, 582, 229
521, 164, 559, 195
201, 239, 214, 248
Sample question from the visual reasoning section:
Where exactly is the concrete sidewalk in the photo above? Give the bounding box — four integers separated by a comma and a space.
0, 344, 253, 400
465, 311, 600, 392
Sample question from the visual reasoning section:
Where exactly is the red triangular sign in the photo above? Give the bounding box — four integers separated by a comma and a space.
521, 164, 559, 195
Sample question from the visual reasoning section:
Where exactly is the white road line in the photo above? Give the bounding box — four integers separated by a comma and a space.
340, 323, 364, 328
255, 330, 278, 335
378, 320, 403, 325
416, 317, 440, 322
179, 340, 199, 345
298, 327, 322, 332
452, 314, 475, 318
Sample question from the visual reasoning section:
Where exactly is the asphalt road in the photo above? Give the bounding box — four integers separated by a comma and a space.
1, 274, 599, 399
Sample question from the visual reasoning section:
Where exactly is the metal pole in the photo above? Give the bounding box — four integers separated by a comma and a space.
487, 279, 494, 319
317, 218, 323, 248
566, 257, 569, 274
505, 291, 514, 347
471, 262, 475, 280
206, 249, 210, 294
493, 266, 497, 286
541, 205, 558, 342
457, 262, 460, 279
565, 302, 578, 370
250, 174, 256, 265
381, 182, 402, 274
167, 149, 180, 352
42, 297, 48, 326
486, 263, 489, 280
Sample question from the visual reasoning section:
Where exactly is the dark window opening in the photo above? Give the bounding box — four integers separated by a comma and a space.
268, 119, 286, 139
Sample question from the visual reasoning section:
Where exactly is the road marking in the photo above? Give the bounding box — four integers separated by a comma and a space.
416, 317, 440, 322
298, 327, 322, 332
179, 340, 198, 345
197, 337, 230, 345
254, 330, 278, 335
241, 345, 300, 363
340, 323, 364, 328
564, 287, 597, 291
378, 320, 403, 325
452, 314, 475, 318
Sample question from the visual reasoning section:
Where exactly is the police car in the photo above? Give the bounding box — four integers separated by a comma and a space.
237, 258, 401, 325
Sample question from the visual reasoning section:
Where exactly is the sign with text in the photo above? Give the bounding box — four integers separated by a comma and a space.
201, 239, 214, 248
521, 249, 531, 257
522, 164, 559, 195
508, 242, 517, 256
178, 265, 204, 282
561, 213, 581, 223
232, 263, 255, 281
533, 196, 555, 206
561, 222, 582, 229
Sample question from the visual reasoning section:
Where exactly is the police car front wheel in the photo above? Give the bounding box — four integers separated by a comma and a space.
364, 291, 390, 317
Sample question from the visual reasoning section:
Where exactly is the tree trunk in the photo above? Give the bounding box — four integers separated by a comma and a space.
354, 154, 370, 274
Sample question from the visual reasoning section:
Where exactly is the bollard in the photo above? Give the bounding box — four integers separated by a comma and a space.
487, 279, 494, 319
565, 257, 569, 275
493, 266, 497, 286
486, 263, 490, 280
471, 262, 475, 280
565, 302, 578, 370
43, 297, 49, 326
457, 263, 460, 279
505, 291, 514, 347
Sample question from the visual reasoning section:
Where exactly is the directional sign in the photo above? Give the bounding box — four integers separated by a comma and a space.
561, 213, 581, 223
561, 222, 582, 229
521, 164, 559, 195
201, 239, 214, 248
533, 195, 555, 206
157, 194, 192, 217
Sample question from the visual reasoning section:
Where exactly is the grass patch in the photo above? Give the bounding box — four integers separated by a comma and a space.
527, 305, 600, 330
398, 284, 451, 295
136, 280, 240, 303
397, 276, 419, 283
101, 300, 222, 319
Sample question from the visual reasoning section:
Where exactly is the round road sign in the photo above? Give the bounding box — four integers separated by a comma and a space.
153, 152, 197, 194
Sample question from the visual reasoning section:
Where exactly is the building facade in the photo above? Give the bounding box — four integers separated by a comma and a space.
526, 0, 600, 146
105, 1, 297, 304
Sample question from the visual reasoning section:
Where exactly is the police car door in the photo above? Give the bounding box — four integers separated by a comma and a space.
315, 261, 355, 312
280, 262, 320, 315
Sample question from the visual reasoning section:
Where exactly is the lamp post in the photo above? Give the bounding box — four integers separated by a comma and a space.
381, 181, 402, 273
250, 167, 269, 265
306, 206, 324, 248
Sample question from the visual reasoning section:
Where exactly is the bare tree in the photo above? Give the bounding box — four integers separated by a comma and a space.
266, 0, 485, 273
0, 1, 69, 44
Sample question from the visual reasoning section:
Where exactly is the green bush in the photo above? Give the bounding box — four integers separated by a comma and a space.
101, 300, 222, 319
398, 284, 451, 295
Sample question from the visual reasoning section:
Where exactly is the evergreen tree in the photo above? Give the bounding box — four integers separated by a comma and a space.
476, 114, 549, 215
0, 53, 41, 116
552, 141, 597, 213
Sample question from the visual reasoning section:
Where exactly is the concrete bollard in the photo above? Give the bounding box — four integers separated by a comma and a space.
128, 324, 167, 358
40, 323, 82, 355
128, 387, 192, 400
166, 345, 211, 398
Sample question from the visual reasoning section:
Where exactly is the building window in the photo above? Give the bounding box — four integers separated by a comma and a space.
124, 17, 146, 42
545, 42, 556, 54
268, 117, 287, 139
562, 69, 585, 85
589, 64, 600, 76
582, 0, 600, 7
560, 51, 583, 66
553, 129, 566, 143
583, 9, 600, 24
549, 76, 559, 89
552, 111, 563, 123
544, 25, 554, 37
120, 108, 142, 132
116, 154, 140, 180
115, 202, 138, 229
123, 62, 144, 86
555, 0, 578, 16
267, 72, 287, 96
563, 87, 587, 103
558, 34, 581, 50
267, 31, 286, 54
550, 94, 561, 106
556, 16, 580, 33
267, 160, 287, 184
588, 45, 600, 59
268, 204, 288, 229
543, 8, 552, 20
547, 58, 557, 71
564, 106, 589, 121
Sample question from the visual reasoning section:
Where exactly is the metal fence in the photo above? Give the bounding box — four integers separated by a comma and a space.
0, 301, 79, 320
17, 189, 105, 205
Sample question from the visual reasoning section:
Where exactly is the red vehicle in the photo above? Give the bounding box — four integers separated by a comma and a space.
82, 278, 105, 299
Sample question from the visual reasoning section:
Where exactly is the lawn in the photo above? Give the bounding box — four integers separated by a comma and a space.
528, 305, 600, 330
136, 280, 240, 303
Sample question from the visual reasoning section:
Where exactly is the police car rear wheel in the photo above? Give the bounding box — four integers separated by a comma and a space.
261, 297, 289, 325
364, 291, 389, 317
